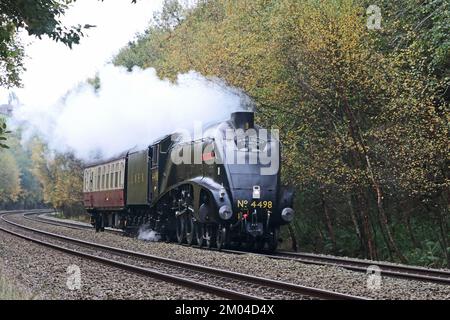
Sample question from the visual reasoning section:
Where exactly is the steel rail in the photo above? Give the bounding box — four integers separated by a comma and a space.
23, 212, 123, 235
269, 251, 450, 285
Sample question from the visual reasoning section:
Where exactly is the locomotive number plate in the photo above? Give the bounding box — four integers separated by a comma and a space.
237, 200, 273, 209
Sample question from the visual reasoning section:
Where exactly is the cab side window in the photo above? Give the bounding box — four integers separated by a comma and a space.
152, 145, 159, 167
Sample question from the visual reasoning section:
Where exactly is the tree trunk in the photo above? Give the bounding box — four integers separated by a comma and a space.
348, 196, 364, 255
316, 223, 325, 252
342, 101, 406, 263
356, 192, 377, 260
372, 179, 407, 263
288, 224, 298, 252
435, 200, 449, 268
399, 200, 421, 249
322, 195, 337, 253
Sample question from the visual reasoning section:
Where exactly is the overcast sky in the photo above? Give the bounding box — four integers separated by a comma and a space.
0, 0, 164, 106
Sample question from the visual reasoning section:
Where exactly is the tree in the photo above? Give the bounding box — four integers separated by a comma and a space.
153, 0, 186, 30
0, 149, 21, 205
30, 138, 83, 215
0, 118, 9, 149
5, 131, 44, 209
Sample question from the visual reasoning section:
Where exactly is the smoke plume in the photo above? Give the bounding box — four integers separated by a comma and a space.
12, 65, 250, 160
137, 225, 162, 242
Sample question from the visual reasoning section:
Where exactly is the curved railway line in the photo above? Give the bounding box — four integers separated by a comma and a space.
0, 210, 369, 300
22, 211, 123, 235
17, 210, 450, 286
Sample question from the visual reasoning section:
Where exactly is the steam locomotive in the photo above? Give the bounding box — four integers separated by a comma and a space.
83, 112, 294, 250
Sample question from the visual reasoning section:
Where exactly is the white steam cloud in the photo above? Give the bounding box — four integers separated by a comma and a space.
12, 65, 249, 160
137, 225, 161, 242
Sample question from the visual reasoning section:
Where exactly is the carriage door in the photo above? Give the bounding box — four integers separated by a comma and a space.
150, 145, 159, 201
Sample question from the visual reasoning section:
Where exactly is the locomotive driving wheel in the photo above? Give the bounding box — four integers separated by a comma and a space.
195, 223, 205, 247
176, 214, 186, 244
205, 225, 217, 248
216, 225, 229, 250
175, 188, 193, 244
185, 214, 196, 246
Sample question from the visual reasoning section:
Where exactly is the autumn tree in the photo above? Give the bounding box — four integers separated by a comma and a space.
0, 149, 21, 206
3, 131, 43, 209
30, 139, 83, 215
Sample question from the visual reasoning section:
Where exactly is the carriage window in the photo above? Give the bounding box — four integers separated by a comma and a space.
97, 168, 100, 191
107, 165, 110, 189
107, 166, 109, 189
111, 164, 115, 189
118, 165, 121, 188
102, 167, 105, 190
119, 163, 124, 187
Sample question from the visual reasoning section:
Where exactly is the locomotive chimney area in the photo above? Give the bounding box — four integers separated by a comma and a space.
231, 111, 255, 130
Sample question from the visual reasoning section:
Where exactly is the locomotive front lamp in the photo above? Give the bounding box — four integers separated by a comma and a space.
252, 186, 261, 199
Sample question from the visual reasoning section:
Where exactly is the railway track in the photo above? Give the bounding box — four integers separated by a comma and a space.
186, 246, 450, 286
268, 251, 450, 286
22, 211, 123, 235
21, 210, 450, 286
0, 211, 369, 300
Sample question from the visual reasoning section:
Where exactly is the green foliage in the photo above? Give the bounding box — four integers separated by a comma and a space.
0, 118, 10, 149
153, 0, 187, 30
408, 241, 446, 268
0, 149, 21, 203
5, 132, 44, 209
0, 130, 44, 209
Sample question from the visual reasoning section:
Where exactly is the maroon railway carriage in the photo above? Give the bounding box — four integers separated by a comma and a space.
83, 156, 127, 229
